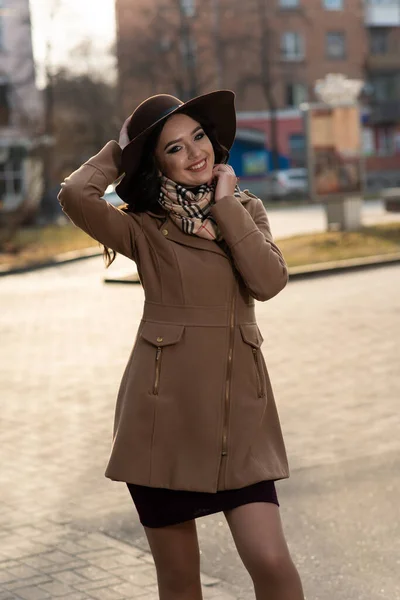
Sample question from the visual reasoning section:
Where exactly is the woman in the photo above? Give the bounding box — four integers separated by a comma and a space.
58, 90, 304, 600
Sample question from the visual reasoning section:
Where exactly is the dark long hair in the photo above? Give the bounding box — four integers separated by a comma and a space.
102, 109, 230, 268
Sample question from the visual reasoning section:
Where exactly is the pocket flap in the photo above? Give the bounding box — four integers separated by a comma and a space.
239, 323, 264, 348
140, 322, 184, 347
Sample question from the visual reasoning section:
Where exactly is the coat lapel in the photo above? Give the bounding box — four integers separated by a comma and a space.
146, 190, 252, 259
160, 214, 229, 258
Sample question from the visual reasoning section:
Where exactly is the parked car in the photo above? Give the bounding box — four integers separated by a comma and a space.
102, 184, 124, 207
264, 168, 308, 198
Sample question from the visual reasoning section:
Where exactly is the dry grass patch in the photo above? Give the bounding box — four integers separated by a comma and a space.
1, 222, 399, 271
0, 224, 99, 269
278, 222, 400, 267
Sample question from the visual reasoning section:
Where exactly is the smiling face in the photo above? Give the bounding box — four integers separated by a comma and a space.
154, 113, 215, 187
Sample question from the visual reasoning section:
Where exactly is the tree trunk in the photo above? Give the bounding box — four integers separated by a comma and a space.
257, 0, 279, 172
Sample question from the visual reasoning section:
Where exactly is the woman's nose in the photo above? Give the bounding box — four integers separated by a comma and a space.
187, 143, 201, 160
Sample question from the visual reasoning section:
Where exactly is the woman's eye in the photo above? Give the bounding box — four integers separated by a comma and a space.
195, 132, 205, 140
168, 145, 181, 154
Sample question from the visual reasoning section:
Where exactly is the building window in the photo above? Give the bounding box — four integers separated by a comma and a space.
0, 0, 4, 52
279, 0, 300, 8
326, 32, 346, 58
281, 32, 304, 61
371, 73, 399, 101
180, 0, 196, 17
323, 0, 343, 9
285, 82, 308, 107
369, 28, 389, 54
0, 146, 25, 208
377, 128, 394, 156
0, 80, 11, 126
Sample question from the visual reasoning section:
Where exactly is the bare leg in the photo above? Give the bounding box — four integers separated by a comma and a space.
144, 519, 203, 600
224, 502, 304, 600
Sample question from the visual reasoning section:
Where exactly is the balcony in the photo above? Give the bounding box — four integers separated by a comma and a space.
368, 101, 400, 125
366, 52, 400, 71
365, 2, 400, 27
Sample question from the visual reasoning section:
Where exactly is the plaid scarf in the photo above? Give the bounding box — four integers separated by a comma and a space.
159, 175, 242, 241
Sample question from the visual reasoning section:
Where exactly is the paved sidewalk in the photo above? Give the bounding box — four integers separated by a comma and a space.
0, 513, 233, 600
1, 258, 399, 599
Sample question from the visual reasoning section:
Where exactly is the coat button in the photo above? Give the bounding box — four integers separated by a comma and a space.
162, 228, 168, 236
156, 337, 163, 342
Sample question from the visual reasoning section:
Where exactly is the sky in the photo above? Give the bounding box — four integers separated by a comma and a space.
29, 0, 117, 86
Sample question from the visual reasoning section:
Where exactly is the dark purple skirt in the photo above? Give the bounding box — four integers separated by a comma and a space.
126, 479, 279, 528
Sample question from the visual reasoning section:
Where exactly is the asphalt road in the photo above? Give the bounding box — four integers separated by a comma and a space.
1, 257, 399, 599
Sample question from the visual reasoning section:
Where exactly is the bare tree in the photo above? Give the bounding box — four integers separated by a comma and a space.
118, 0, 220, 104
51, 59, 119, 181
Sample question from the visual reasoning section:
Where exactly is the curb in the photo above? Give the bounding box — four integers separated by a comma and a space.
287, 252, 400, 280
0, 247, 102, 277
1, 246, 400, 281
103, 252, 400, 284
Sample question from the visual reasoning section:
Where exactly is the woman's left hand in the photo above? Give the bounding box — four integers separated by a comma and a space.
212, 164, 238, 203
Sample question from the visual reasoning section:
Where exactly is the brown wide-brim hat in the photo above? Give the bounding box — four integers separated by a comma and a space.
115, 90, 236, 201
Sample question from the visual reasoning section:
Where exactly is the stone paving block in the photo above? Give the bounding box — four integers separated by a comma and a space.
72, 576, 122, 593
39, 550, 74, 564
0, 571, 15, 584
75, 548, 120, 561
72, 537, 109, 552
140, 554, 155, 565
111, 581, 147, 596
39, 558, 90, 574
83, 586, 126, 600
54, 595, 89, 600
203, 590, 237, 600
86, 556, 127, 571
13, 556, 52, 571
4, 546, 47, 561
56, 595, 90, 600
9, 528, 44, 540
52, 541, 90, 556
37, 580, 74, 596
6, 565, 40, 581
51, 570, 88, 585
87, 537, 145, 558
0, 562, 19, 570
73, 565, 109, 581
3, 576, 52, 591
110, 553, 150, 568
105, 567, 155, 587
11, 586, 50, 600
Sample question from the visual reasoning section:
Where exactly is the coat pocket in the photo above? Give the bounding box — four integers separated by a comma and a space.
140, 322, 185, 396
239, 323, 265, 398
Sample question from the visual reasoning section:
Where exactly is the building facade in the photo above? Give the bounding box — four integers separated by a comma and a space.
0, 0, 42, 210
115, 0, 367, 112
364, 0, 400, 152
115, 0, 400, 187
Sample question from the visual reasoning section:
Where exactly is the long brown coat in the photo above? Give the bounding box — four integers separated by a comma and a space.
58, 141, 290, 493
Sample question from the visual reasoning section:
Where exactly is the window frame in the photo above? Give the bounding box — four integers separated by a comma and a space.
323, 0, 344, 10
325, 31, 346, 59
281, 31, 305, 62
0, 0, 4, 52
279, 0, 300, 9
285, 82, 308, 107
369, 28, 389, 55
